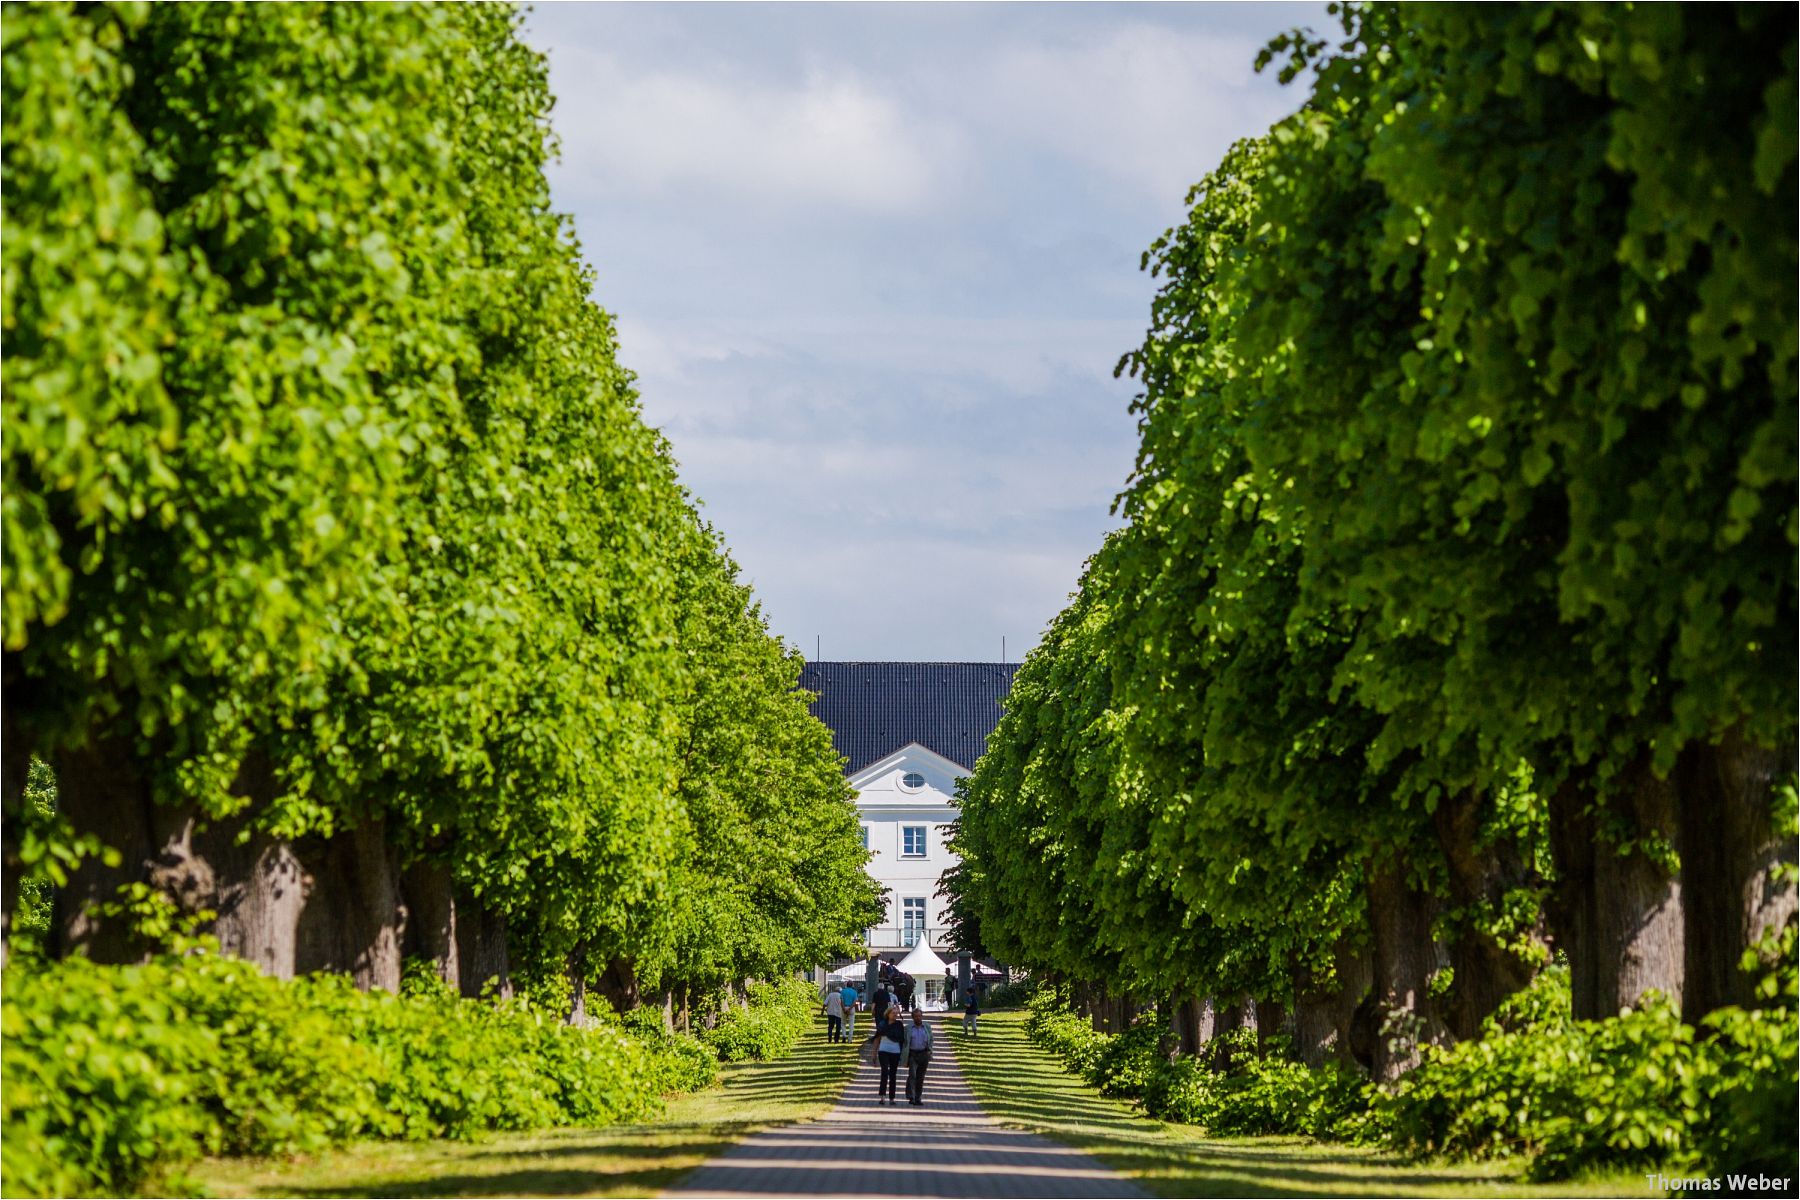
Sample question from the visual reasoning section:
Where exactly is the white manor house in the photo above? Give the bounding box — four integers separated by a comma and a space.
799, 661, 1018, 1006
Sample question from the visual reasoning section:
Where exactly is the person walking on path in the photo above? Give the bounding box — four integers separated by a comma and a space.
840, 981, 859, 1041
875, 1006, 907, 1104
963, 987, 980, 1037
870, 981, 890, 1030
822, 984, 845, 1043
903, 1006, 935, 1105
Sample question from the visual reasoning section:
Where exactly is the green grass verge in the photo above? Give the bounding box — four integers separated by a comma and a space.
179, 1015, 858, 1198
953, 1009, 1659, 1199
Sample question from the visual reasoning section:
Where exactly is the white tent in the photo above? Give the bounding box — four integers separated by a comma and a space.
894, 942, 948, 977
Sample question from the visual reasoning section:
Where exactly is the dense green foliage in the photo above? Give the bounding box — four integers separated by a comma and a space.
699, 978, 822, 1064
953, 0, 1796, 1181
1, 0, 874, 1015
1, 6, 877, 1192
1024, 959, 1798, 1181
0, 953, 711, 1198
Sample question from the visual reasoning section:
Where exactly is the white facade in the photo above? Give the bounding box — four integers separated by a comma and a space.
850, 742, 965, 957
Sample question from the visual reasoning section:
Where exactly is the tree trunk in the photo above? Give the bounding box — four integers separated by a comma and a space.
454, 887, 512, 999
659, 990, 676, 1034
1293, 988, 1336, 1067
1159, 995, 1183, 1062
1432, 789, 1544, 1040
1177, 996, 1214, 1056
1549, 760, 1684, 1020
400, 859, 459, 990
1256, 998, 1288, 1055
196, 814, 307, 979
1207, 995, 1253, 1070
567, 947, 589, 1026
1, 703, 32, 957
1367, 859, 1447, 1082
1677, 727, 1799, 1020
679, 987, 691, 1034
594, 956, 639, 1016
1328, 936, 1377, 1071
294, 818, 406, 992
52, 737, 212, 963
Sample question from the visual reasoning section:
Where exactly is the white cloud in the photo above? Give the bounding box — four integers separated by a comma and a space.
972, 25, 1294, 207
539, 44, 963, 215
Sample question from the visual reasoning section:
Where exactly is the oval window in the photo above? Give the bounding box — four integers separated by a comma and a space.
901, 772, 926, 791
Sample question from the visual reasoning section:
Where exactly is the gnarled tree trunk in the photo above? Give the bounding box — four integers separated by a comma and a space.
1433, 789, 1545, 1040
294, 818, 406, 992
53, 737, 211, 963
401, 859, 459, 990
594, 955, 640, 1016
1208, 995, 1254, 1071
1549, 761, 1684, 1020
1677, 727, 1799, 1020
196, 814, 307, 978
454, 887, 512, 999
1176, 996, 1213, 1056
1367, 860, 1447, 1082
1330, 936, 1375, 1068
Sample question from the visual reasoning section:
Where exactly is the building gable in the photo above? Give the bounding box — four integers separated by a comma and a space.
848, 742, 968, 809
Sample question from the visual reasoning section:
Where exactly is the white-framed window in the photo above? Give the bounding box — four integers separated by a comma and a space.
902, 825, 927, 857
859, 825, 869, 850
900, 771, 926, 791
902, 897, 927, 946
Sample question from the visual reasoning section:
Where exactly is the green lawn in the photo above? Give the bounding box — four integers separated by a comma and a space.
180, 1019, 859, 1198
953, 1009, 1658, 1199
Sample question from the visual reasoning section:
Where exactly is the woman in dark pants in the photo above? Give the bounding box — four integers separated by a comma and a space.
875, 1008, 907, 1104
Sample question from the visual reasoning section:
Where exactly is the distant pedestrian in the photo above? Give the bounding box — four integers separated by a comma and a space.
963, 988, 980, 1037
871, 983, 890, 1029
903, 1007, 935, 1105
896, 975, 915, 1011
943, 969, 957, 1005
840, 982, 860, 1040
876, 1007, 907, 1104
822, 986, 845, 1043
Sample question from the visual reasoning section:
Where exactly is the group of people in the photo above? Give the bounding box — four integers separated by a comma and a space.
818, 970, 986, 1107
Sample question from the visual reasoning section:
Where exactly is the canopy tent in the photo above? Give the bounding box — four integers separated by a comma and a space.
894, 942, 948, 977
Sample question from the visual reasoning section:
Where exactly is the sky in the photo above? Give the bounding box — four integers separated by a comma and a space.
520, 2, 1328, 661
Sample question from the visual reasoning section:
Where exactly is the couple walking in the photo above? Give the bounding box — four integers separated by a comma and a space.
873, 1006, 934, 1105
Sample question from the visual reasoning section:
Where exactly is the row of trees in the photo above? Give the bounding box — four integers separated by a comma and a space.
1, 2, 882, 1016
949, 2, 1796, 1080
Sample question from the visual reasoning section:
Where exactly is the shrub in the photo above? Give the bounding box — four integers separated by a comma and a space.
0, 953, 703, 1198
1024, 989, 1108, 1078
1085, 1020, 1162, 1098
1381, 947, 1800, 1182
700, 977, 818, 1063
619, 1005, 719, 1094
984, 977, 1037, 1008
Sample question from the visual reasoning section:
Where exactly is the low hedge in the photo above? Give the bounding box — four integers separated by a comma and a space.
1023, 949, 1798, 1182
700, 976, 818, 1063
0, 953, 711, 1197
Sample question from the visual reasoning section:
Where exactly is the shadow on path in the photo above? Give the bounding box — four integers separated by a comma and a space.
667, 1017, 1151, 1199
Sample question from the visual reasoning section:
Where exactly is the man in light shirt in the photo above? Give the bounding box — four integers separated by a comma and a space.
822, 985, 845, 1043
904, 1007, 934, 1105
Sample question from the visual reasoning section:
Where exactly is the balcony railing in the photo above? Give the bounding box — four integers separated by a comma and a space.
863, 926, 956, 951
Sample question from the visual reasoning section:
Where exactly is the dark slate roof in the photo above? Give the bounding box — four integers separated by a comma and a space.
799, 661, 1021, 775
